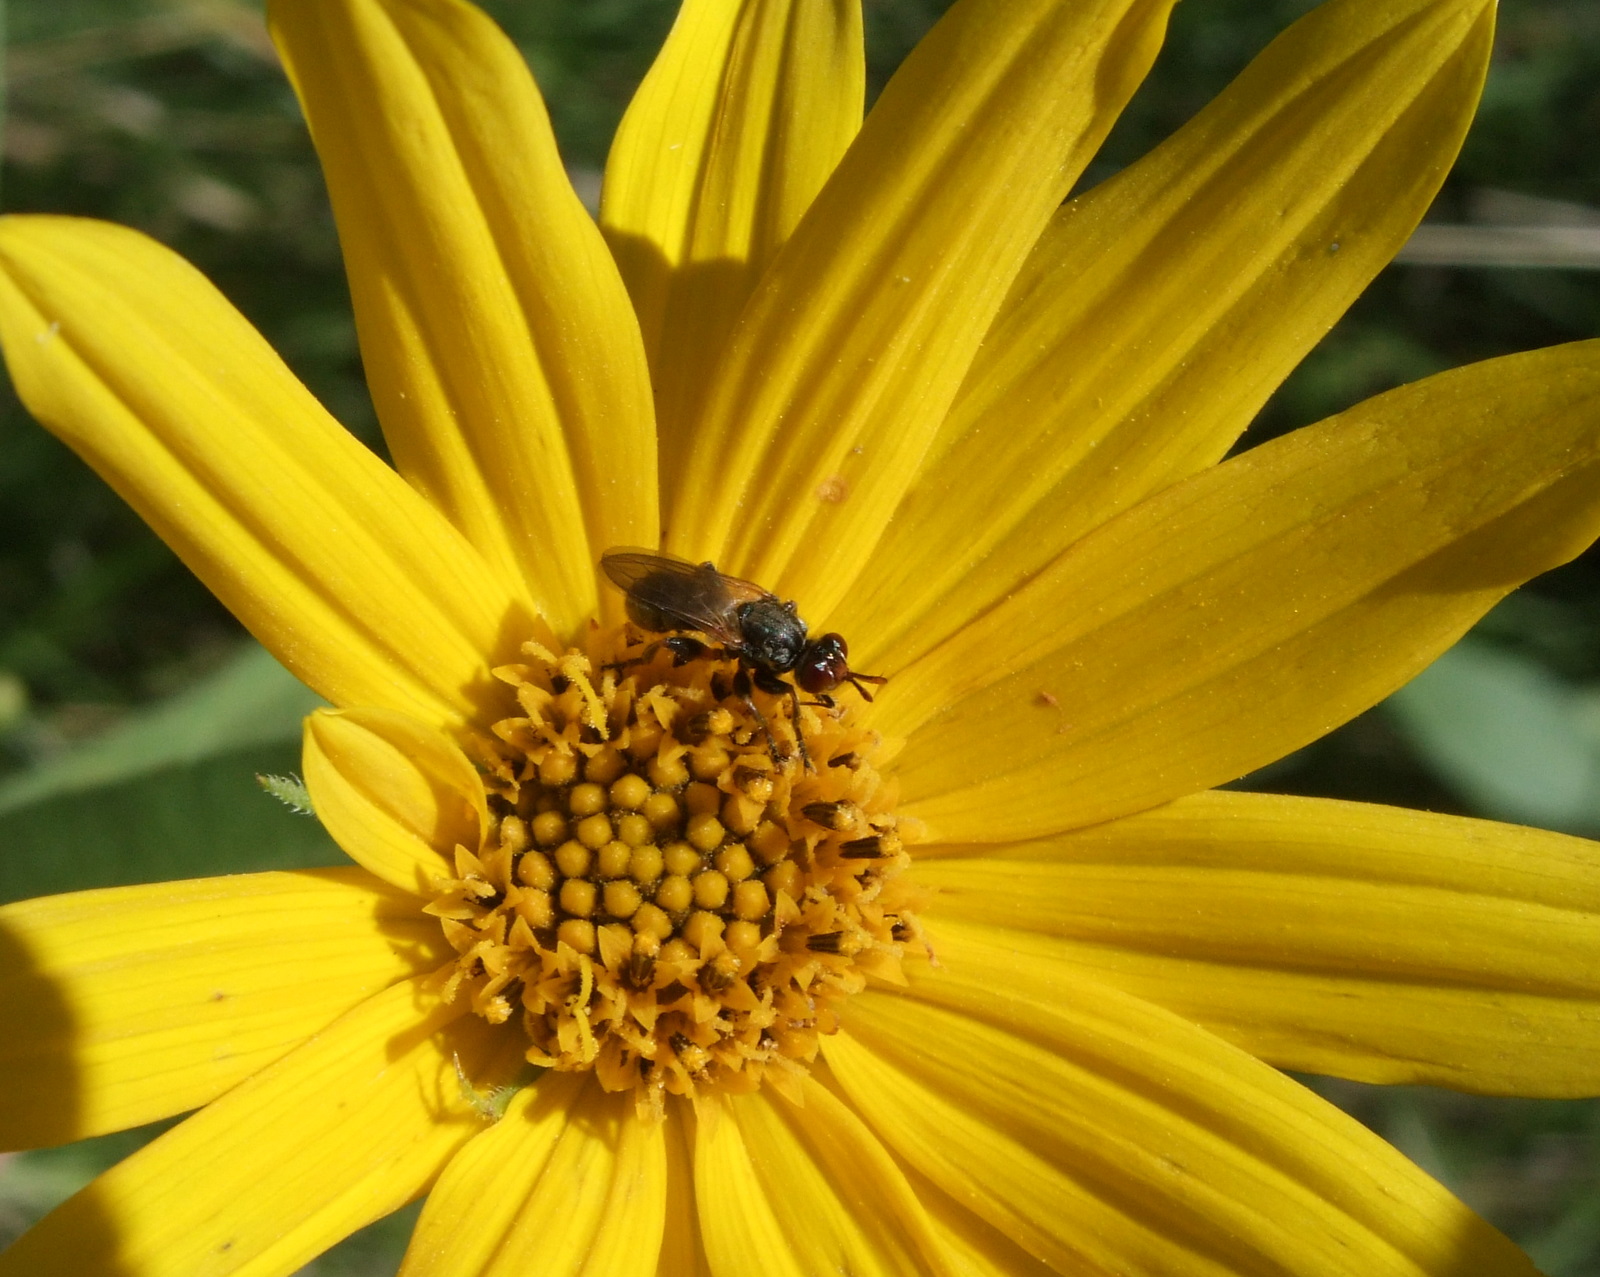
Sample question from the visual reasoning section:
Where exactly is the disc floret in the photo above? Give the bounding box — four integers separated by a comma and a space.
425, 628, 920, 1118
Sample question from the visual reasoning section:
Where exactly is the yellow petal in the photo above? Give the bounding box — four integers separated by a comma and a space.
828, 976, 1535, 1277
914, 789, 1600, 1097
400, 1075, 666, 1277
878, 340, 1600, 841
694, 1084, 955, 1277
833, 0, 1495, 670
303, 707, 488, 895
0, 215, 533, 732
269, 0, 657, 635
0, 868, 439, 1150
602, 0, 863, 481
691, 1093, 807, 1277
658, 1100, 712, 1277
0, 975, 523, 1277
905, 1163, 1058, 1277
667, 0, 1177, 612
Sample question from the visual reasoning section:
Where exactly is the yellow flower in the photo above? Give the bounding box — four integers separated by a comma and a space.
0, 0, 1597, 1271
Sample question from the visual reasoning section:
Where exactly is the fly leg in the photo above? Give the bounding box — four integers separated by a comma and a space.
750, 667, 814, 772
661, 636, 708, 665
731, 667, 783, 769
605, 634, 708, 676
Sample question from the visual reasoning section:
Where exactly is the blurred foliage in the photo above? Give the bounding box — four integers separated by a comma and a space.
0, 643, 339, 904
0, 0, 1598, 1271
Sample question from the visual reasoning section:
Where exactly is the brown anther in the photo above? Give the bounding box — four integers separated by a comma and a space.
839, 836, 885, 859
802, 801, 859, 831
682, 707, 735, 744
625, 950, 656, 990
732, 765, 774, 803
807, 931, 845, 954
700, 952, 741, 993
677, 1039, 712, 1077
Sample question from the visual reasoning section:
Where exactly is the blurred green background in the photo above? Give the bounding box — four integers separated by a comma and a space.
1, 0, 1599, 1271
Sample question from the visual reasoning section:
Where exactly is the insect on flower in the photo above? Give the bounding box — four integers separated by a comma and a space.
600, 547, 886, 770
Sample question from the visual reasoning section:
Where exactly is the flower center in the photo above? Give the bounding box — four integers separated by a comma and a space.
426, 628, 920, 1118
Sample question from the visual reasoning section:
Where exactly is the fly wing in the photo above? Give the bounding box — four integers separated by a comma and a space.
599, 548, 758, 644
599, 548, 703, 594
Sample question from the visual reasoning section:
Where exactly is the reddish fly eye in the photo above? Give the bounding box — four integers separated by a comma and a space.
796, 634, 850, 693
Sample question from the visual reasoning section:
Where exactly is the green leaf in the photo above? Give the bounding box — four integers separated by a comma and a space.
0, 644, 344, 904
0, 643, 322, 816
1384, 637, 1600, 835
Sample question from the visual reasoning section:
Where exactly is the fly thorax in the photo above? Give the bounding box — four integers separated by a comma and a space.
733, 598, 807, 671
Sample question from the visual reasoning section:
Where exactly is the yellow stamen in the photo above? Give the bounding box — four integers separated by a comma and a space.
426, 629, 921, 1119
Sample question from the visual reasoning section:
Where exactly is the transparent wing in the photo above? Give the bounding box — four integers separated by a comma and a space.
599, 548, 705, 593
599, 548, 765, 643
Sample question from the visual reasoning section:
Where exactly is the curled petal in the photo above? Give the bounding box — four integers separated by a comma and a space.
303, 706, 489, 895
